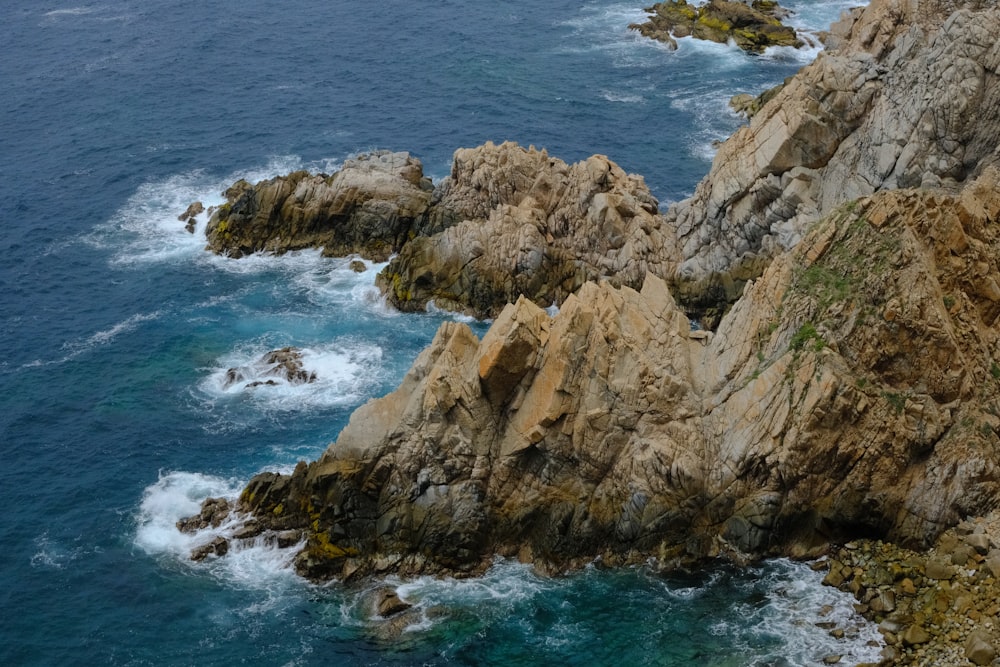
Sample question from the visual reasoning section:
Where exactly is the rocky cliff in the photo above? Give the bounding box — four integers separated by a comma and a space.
187, 165, 1000, 582
181, 0, 1000, 601
669, 0, 1000, 314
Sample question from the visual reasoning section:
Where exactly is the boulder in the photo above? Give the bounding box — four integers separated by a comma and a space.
966, 629, 997, 666
204, 151, 433, 261
178, 200, 204, 233
176, 497, 231, 532
191, 536, 229, 561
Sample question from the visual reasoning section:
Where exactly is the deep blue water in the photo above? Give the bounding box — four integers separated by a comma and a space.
1, 1, 881, 665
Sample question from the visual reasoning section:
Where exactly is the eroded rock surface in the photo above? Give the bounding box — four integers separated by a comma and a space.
377, 141, 673, 318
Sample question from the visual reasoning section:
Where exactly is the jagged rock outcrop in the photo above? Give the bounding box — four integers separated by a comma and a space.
185, 167, 1000, 581
204, 151, 433, 261
629, 0, 802, 53
377, 141, 674, 318
669, 0, 1000, 314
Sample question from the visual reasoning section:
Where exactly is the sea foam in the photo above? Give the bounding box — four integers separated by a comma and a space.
200, 338, 384, 412
134, 471, 303, 589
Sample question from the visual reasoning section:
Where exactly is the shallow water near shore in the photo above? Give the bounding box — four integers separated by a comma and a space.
2, 1, 875, 664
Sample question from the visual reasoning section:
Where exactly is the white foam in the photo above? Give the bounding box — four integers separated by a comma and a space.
601, 90, 645, 104
134, 471, 304, 589
424, 300, 489, 325
21, 310, 163, 369
745, 558, 884, 666
88, 155, 337, 267
43, 7, 97, 17
332, 558, 550, 636
199, 338, 384, 411
29, 533, 93, 570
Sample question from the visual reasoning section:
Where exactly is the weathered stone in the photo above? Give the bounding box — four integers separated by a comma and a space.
176, 497, 231, 532
965, 533, 991, 555
191, 537, 229, 561
926, 559, 954, 581
965, 628, 997, 666
377, 142, 671, 319
901, 624, 931, 646
369, 587, 412, 618
276, 530, 301, 548
986, 550, 1000, 579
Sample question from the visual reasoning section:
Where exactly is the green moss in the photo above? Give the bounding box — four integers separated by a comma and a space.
990, 361, 1000, 380
790, 322, 825, 352
882, 392, 906, 415
795, 264, 853, 311
307, 531, 358, 561
697, 14, 732, 32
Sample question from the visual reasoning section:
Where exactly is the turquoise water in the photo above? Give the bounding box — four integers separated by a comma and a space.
1, 1, 881, 664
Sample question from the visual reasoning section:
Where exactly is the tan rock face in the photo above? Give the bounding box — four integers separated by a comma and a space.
204, 151, 433, 261
669, 0, 1000, 313
376, 141, 674, 319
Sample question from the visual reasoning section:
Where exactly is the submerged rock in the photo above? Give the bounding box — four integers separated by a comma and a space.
629, 0, 803, 54
222, 347, 317, 390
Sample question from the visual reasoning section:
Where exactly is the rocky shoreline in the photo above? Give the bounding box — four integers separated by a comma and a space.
177, 2, 1000, 662
820, 513, 1000, 665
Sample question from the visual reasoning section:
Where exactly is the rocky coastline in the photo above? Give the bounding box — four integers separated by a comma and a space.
181, 0, 1000, 662
820, 513, 1000, 665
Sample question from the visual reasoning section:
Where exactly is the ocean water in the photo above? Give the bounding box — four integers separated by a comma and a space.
0, 1, 881, 664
